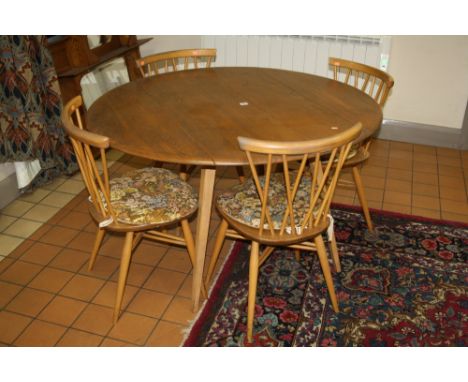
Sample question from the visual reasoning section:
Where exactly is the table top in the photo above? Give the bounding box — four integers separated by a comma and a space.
87, 67, 383, 166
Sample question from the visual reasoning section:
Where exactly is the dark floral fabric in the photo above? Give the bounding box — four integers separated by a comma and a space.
184, 207, 468, 346
0, 35, 77, 187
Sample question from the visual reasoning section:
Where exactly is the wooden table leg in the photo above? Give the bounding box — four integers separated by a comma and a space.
192, 167, 216, 311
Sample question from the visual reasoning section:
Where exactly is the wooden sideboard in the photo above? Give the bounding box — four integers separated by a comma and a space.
47, 35, 150, 105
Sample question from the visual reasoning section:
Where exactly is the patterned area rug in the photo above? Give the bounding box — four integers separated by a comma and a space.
184, 206, 468, 346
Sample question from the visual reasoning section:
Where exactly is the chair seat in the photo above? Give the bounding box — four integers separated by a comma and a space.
217, 172, 320, 231
109, 167, 198, 226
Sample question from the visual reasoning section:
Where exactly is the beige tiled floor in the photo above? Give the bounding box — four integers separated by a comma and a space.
0, 140, 467, 346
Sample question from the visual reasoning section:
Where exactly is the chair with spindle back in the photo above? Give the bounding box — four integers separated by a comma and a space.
135, 48, 217, 181
205, 122, 363, 342
329, 57, 394, 231
136, 48, 217, 78
62, 95, 203, 324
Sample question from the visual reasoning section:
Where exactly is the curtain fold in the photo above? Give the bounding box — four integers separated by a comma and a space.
0, 35, 77, 189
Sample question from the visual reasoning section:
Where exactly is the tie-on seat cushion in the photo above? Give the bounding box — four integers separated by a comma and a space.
109, 167, 198, 225
217, 172, 322, 230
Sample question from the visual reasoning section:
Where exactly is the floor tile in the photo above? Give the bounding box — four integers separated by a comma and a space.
49, 248, 90, 272
0, 234, 24, 256
158, 247, 193, 273
412, 183, 439, 198
100, 337, 134, 347
145, 320, 186, 347
440, 199, 468, 215
413, 161, 438, 174
19, 242, 62, 265
72, 304, 114, 336
441, 211, 468, 224
22, 204, 61, 223
18, 188, 51, 203
386, 168, 412, 182
0, 260, 43, 285
60, 274, 106, 302
56, 328, 103, 346
14, 320, 67, 346
143, 268, 186, 295
107, 312, 158, 346
40, 191, 76, 208
3, 219, 43, 239
29, 267, 75, 293
1, 200, 35, 217
411, 207, 441, 220
56, 179, 85, 194
413, 144, 436, 155
126, 289, 173, 318
385, 178, 412, 193
110, 262, 153, 288
56, 211, 92, 230
383, 190, 411, 206
92, 281, 139, 311
0, 311, 33, 344
161, 296, 196, 325
412, 195, 440, 211
42, 176, 67, 191
132, 242, 167, 266
439, 187, 467, 202
79, 255, 120, 280
0, 280, 23, 308
5, 287, 54, 317
39, 226, 80, 247
382, 202, 412, 215
0, 214, 17, 232
38, 296, 88, 326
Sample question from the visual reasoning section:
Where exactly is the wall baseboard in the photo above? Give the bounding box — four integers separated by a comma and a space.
377, 119, 466, 149
0, 173, 19, 210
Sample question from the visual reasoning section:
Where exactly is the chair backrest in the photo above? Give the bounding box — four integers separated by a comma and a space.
136, 48, 217, 77
237, 122, 362, 240
329, 57, 394, 107
61, 95, 114, 222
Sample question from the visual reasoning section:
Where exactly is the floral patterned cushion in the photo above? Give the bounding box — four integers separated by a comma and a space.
109, 167, 198, 226
217, 172, 323, 231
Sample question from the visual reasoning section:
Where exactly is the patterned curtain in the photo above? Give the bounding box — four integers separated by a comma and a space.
0, 35, 77, 188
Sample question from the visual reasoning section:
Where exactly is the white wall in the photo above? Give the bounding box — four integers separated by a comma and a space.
379, 36, 468, 129
138, 35, 202, 57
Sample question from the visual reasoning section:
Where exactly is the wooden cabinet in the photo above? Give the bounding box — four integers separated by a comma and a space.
47, 35, 151, 105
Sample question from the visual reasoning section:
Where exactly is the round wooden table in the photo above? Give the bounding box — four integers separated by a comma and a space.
87, 67, 383, 310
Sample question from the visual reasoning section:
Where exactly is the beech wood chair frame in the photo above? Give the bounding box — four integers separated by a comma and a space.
329, 57, 394, 231
206, 122, 362, 342
62, 95, 202, 324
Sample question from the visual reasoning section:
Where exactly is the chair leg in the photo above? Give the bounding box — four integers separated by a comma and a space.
352, 166, 374, 232
179, 164, 189, 181
88, 228, 106, 271
314, 235, 339, 313
294, 249, 301, 262
328, 230, 341, 273
113, 231, 134, 324
235, 166, 245, 184
180, 219, 208, 299
131, 232, 144, 251
205, 219, 228, 285
247, 241, 260, 343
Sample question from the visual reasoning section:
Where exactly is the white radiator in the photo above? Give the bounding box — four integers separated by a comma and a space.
201, 35, 391, 77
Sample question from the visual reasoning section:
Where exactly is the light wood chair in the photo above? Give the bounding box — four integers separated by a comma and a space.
136, 48, 216, 78
329, 57, 394, 231
136, 48, 217, 181
62, 95, 203, 324
205, 122, 362, 342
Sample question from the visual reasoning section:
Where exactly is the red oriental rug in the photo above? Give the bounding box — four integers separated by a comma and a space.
184, 205, 468, 346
